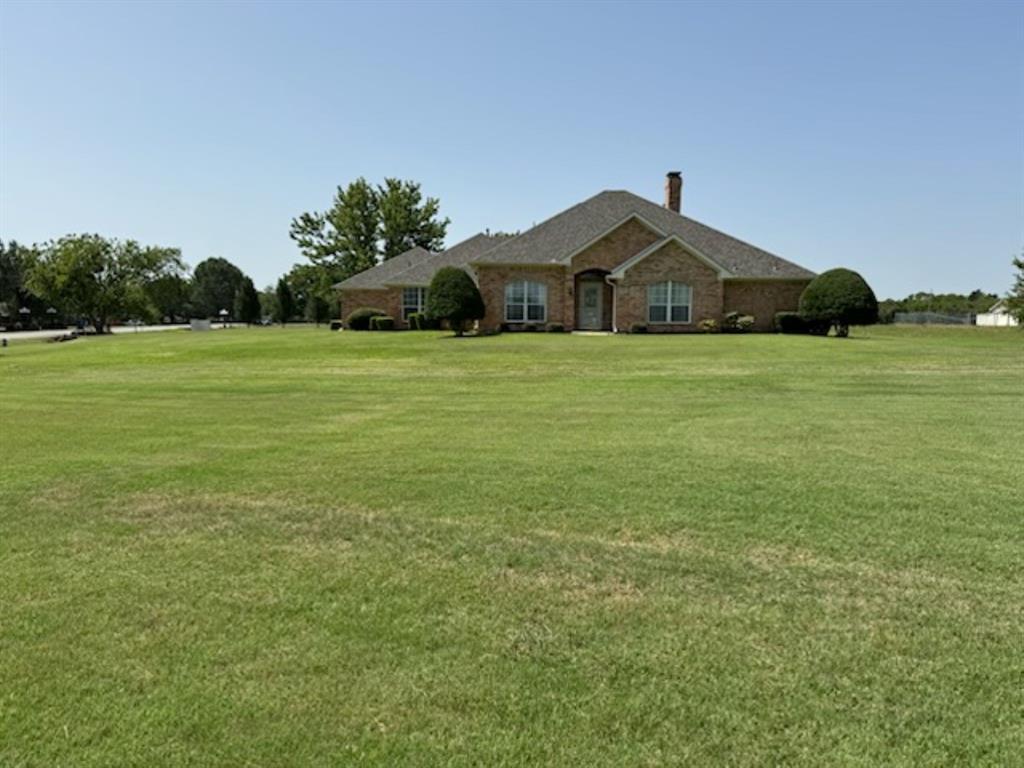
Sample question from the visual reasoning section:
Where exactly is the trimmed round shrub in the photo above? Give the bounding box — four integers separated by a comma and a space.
799, 268, 878, 337
698, 318, 719, 333
425, 267, 485, 336
346, 307, 386, 330
369, 315, 395, 331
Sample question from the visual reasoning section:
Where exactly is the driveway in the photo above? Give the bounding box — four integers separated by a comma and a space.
0, 323, 236, 343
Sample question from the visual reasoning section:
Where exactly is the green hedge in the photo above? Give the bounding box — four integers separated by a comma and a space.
346, 307, 387, 331
774, 312, 806, 333
369, 315, 395, 331
408, 312, 438, 330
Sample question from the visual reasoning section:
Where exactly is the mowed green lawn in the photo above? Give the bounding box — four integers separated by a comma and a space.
1, 326, 1021, 766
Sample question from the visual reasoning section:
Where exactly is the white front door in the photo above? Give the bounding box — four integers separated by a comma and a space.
578, 282, 603, 329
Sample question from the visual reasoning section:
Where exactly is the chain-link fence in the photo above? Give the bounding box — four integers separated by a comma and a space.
893, 311, 973, 325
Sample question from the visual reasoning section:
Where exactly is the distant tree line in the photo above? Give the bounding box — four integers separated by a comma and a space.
2, 177, 450, 332
0, 236, 334, 332
877, 289, 1000, 323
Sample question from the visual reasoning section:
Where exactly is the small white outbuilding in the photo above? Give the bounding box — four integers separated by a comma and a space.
976, 299, 1019, 327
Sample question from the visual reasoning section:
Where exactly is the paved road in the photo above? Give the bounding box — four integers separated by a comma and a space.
1, 323, 237, 343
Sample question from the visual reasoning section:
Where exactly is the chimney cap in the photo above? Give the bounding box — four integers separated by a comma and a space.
666, 170, 682, 178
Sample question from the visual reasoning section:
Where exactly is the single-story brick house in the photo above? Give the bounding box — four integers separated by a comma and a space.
336, 173, 816, 332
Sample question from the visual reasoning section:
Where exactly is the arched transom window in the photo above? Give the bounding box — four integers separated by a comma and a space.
505, 280, 547, 322
647, 281, 692, 323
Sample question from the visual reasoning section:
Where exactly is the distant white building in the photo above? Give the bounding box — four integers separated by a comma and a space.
976, 299, 1019, 327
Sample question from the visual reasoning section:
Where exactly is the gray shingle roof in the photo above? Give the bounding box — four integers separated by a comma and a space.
333, 246, 435, 290
384, 233, 509, 287
471, 190, 815, 279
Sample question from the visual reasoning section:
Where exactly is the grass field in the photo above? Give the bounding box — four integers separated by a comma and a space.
1, 325, 1021, 766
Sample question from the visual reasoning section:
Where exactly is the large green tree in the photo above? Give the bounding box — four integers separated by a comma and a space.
233, 277, 262, 325
0, 239, 25, 310
289, 178, 380, 278
144, 253, 191, 322
191, 257, 245, 318
378, 178, 448, 260
258, 285, 277, 321
289, 177, 447, 281
284, 262, 338, 321
0, 239, 46, 323
1007, 251, 1024, 324
25, 235, 181, 332
274, 278, 295, 325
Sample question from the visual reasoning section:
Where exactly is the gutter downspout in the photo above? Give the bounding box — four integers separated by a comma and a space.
605, 275, 618, 333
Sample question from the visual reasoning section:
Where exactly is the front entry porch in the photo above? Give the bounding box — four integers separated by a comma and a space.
574, 271, 613, 331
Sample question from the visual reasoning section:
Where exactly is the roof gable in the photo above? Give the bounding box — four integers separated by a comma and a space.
609, 235, 733, 279
472, 190, 815, 279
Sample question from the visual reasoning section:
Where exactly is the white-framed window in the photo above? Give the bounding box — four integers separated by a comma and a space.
647, 281, 692, 323
505, 280, 547, 322
401, 287, 426, 320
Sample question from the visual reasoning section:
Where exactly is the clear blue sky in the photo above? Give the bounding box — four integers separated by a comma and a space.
1, 0, 1021, 298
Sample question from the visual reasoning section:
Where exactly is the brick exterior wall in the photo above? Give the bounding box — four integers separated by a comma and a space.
339, 288, 406, 328
566, 217, 663, 331
722, 279, 810, 331
615, 241, 723, 332
569, 217, 664, 275
475, 264, 567, 331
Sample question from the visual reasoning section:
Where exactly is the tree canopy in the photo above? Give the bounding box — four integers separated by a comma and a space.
289, 177, 448, 281
799, 268, 878, 337
0, 239, 48, 323
191, 257, 245, 318
284, 262, 336, 321
25, 235, 183, 332
378, 178, 448, 260
425, 267, 484, 337
233, 277, 262, 325
274, 278, 295, 325
1007, 251, 1024, 324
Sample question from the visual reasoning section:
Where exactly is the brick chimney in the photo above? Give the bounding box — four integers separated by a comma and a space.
664, 171, 682, 213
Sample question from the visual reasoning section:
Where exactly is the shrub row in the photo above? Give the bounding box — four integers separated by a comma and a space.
345, 307, 387, 330
774, 312, 829, 335
406, 312, 438, 331
499, 322, 564, 332
630, 314, 755, 334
